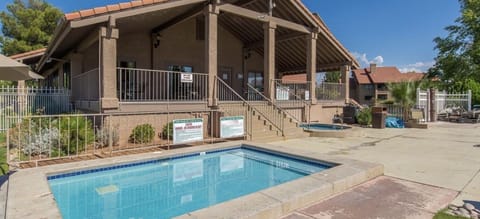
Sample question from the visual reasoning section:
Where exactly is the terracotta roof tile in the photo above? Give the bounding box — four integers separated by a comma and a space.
9, 48, 46, 60
93, 7, 108, 14
64, 0, 172, 21
130, 0, 143, 7
106, 4, 121, 12
282, 74, 307, 83
352, 67, 424, 85
64, 12, 81, 20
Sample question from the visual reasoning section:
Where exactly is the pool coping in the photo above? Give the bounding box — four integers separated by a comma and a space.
6, 141, 383, 219
303, 125, 365, 138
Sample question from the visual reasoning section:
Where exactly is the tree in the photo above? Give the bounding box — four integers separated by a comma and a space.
0, 0, 62, 56
324, 71, 341, 83
429, 0, 480, 104
388, 80, 421, 119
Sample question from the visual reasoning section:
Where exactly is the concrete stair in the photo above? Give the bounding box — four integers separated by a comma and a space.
219, 102, 308, 143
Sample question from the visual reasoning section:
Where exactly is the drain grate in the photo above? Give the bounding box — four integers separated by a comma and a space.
474, 144, 480, 148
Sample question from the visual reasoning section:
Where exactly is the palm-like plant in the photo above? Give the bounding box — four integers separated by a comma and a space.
387, 80, 421, 119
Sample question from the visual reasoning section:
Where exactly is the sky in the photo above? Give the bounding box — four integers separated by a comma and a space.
0, 0, 461, 73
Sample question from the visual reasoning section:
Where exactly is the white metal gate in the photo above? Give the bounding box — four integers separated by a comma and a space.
0, 86, 72, 131
416, 89, 472, 121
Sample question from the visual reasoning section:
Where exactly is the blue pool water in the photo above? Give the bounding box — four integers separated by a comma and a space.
301, 123, 350, 131
48, 147, 330, 219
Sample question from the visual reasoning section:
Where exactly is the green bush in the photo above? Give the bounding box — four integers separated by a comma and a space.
9, 115, 95, 158
162, 122, 173, 140
130, 124, 155, 144
57, 116, 95, 155
96, 125, 120, 148
357, 107, 372, 126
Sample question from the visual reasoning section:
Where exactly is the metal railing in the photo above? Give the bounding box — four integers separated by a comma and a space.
72, 68, 99, 101
245, 84, 285, 135
273, 79, 310, 101
0, 86, 72, 131
316, 82, 345, 101
272, 80, 310, 123
382, 104, 405, 120
117, 68, 208, 103
216, 77, 253, 140
6, 110, 248, 167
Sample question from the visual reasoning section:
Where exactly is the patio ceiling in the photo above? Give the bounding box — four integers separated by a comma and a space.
39, 0, 358, 73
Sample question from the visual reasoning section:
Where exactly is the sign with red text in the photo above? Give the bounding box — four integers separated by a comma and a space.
173, 118, 203, 144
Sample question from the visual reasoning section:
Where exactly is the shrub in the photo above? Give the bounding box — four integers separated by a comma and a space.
57, 116, 95, 155
357, 107, 372, 126
95, 125, 119, 148
22, 127, 60, 156
162, 122, 173, 140
130, 124, 155, 144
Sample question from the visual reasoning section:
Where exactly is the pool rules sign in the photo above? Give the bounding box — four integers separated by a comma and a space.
220, 116, 244, 138
173, 118, 203, 144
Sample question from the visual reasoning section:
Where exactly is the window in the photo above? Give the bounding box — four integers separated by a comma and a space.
364, 95, 373, 101
248, 72, 263, 91
377, 83, 387, 90
63, 62, 71, 89
168, 65, 193, 72
363, 84, 374, 91
377, 94, 388, 100
119, 61, 136, 68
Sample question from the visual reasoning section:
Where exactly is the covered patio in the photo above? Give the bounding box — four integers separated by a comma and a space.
36, 0, 358, 114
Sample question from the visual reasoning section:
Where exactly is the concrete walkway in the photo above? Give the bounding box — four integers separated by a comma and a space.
271, 122, 480, 212
282, 176, 458, 219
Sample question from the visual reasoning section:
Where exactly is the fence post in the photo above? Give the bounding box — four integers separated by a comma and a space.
429, 88, 437, 122
467, 90, 472, 111
6, 128, 9, 165
108, 114, 113, 155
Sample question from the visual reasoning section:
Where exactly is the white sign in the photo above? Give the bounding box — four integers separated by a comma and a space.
276, 86, 289, 101
305, 90, 310, 101
220, 116, 244, 138
181, 73, 193, 83
173, 118, 203, 144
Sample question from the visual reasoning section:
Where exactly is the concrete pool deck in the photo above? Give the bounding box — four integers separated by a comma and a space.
271, 122, 480, 210
5, 141, 383, 219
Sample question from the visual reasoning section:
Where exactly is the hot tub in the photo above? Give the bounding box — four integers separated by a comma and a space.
301, 123, 362, 138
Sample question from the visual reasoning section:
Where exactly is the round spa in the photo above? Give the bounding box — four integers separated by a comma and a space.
300, 123, 362, 138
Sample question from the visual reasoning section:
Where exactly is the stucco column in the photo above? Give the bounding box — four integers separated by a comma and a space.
429, 88, 437, 122
205, 4, 219, 107
264, 22, 276, 100
306, 32, 317, 104
99, 26, 119, 110
340, 65, 350, 103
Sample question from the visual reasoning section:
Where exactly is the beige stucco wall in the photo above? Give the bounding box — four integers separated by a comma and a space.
69, 17, 267, 111
82, 42, 99, 72
118, 32, 152, 69
310, 104, 345, 124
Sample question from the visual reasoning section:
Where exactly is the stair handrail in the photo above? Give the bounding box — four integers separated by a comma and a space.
272, 79, 311, 124
216, 77, 283, 137
349, 98, 364, 109
246, 83, 288, 136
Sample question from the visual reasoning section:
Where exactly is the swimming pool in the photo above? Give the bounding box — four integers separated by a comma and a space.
48, 147, 331, 219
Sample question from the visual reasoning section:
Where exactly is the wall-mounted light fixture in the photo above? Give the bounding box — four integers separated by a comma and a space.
153, 33, 161, 48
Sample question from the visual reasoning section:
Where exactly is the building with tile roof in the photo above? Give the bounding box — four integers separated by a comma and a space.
351, 64, 425, 105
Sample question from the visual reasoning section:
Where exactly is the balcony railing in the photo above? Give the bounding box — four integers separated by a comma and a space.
316, 82, 345, 101
117, 68, 208, 103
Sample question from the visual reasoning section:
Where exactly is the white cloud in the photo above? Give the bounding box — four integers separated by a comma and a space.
399, 61, 435, 73
371, 56, 384, 65
351, 52, 384, 67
